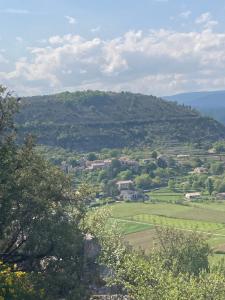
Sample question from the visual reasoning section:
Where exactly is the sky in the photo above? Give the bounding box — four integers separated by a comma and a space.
0, 0, 225, 96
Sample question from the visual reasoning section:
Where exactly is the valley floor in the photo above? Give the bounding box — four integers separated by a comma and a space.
109, 200, 225, 263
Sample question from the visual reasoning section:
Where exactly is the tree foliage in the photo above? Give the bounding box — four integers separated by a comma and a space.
88, 209, 224, 300
0, 86, 92, 299
154, 227, 211, 276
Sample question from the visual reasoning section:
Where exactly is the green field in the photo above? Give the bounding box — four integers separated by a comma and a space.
111, 219, 153, 234
129, 214, 223, 232
109, 202, 225, 253
148, 188, 184, 202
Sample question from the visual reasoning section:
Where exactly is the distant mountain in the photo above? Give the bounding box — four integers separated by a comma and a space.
16, 91, 225, 151
165, 90, 225, 124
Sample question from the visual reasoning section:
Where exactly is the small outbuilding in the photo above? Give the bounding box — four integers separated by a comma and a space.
185, 192, 201, 200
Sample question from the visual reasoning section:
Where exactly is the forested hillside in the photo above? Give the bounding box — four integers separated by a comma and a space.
16, 91, 225, 151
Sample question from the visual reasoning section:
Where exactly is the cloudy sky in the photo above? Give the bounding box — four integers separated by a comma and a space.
0, 0, 225, 96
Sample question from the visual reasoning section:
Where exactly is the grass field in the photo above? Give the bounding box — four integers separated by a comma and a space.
148, 188, 184, 202
129, 214, 224, 232
109, 201, 225, 254
113, 219, 153, 235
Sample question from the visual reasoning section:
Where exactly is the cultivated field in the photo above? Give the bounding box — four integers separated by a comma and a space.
110, 201, 225, 255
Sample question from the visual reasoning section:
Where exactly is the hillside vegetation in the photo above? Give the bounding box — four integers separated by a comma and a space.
16, 91, 225, 151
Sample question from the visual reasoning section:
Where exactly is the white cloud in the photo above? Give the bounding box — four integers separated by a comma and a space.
179, 10, 191, 19
0, 53, 8, 64
196, 12, 211, 24
2, 28, 225, 96
48, 34, 82, 45
0, 8, 30, 14
38, 39, 48, 44
16, 37, 23, 43
195, 12, 218, 30
65, 15, 76, 25
91, 26, 101, 33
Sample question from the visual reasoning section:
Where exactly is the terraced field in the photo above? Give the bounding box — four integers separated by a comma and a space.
129, 214, 224, 232
110, 202, 225, 253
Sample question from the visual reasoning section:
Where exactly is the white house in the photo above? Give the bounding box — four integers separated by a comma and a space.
193, 167, 208, 174
119, 157, 139, 168
86, 159, 112, 170
116, 180, 133, 191
185, 192, 201, 200
119, 190, 148, 201
87, 162, 106, 170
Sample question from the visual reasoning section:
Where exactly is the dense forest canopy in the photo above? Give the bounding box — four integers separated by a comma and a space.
16, 91, 225, 151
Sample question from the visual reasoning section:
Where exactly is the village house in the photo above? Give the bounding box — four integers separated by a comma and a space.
116, 180, 133, 191
119, 157, 139, 169
119, 190, 149, 202
87, 162, 107, 171
193, 167, 208, 174
185, 192, 201, 200
86, 160, 105, 167
208, 148, 216, 154
119, 190, 138, 201
86, 159, 112, 170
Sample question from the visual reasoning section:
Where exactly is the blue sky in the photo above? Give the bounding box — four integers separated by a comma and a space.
0, 0, 225, 96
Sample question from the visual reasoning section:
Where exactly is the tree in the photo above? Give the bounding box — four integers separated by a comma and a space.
97, 169, 108, 182
205, 178, 214, 195
0, 87, 92, 299
110, 253, 225, 300
0, 86, 18, 141
192, 180, 200, 191
135, 174, 152, 189
168, 179, 176, 191
87, 152, 97, 161
83, 206, 225, 300
117, 170, 133, 180
217, 181, 225, 193
0, 261, 39, 300
95, 215, 225, 300
110, 158, 121, 169
210, 162, 224, 175
151, 151, 158, 159
157, 157, 167, 169
155, 227, 211, 276
109, 149, 120, 158
214, 141, 225, 154
102, 180, 119, 196
182, 182, 191, 193
145, 161, 157, 173
107, 159, 121, 178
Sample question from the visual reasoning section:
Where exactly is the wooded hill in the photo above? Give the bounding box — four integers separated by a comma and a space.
16, 91, 225, 151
